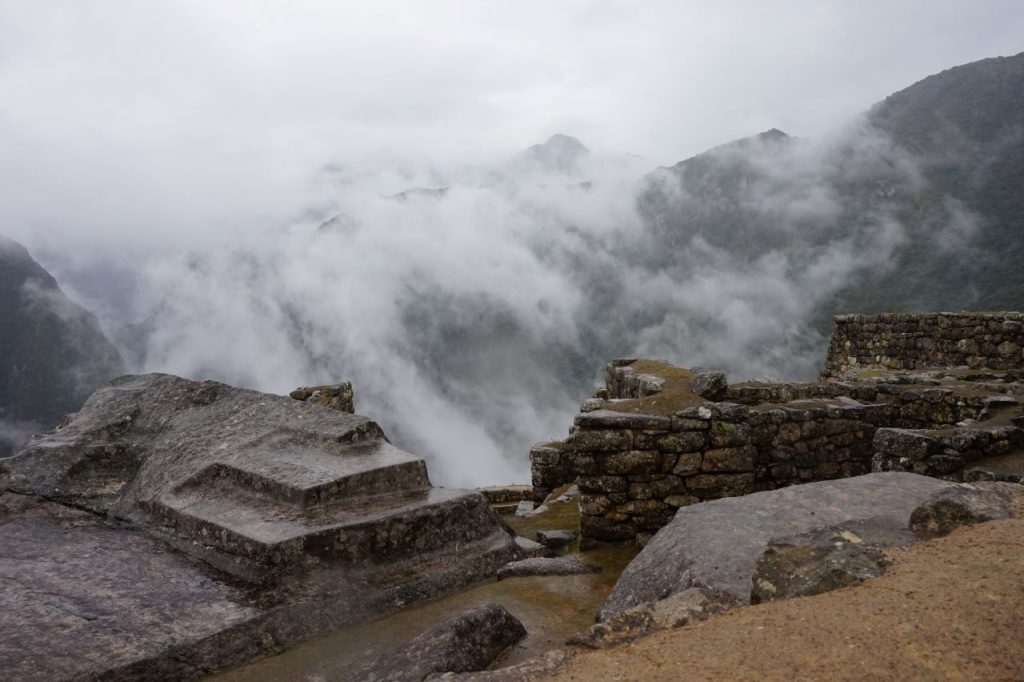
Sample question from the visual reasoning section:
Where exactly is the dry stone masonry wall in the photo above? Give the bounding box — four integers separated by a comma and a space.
534, 311, 1024, 546
823, 312, 1024, 376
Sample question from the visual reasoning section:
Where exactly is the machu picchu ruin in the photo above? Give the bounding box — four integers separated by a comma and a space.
532, 312, 1024, 547
4, 27, 1024, 680
1, 311, 1022, 680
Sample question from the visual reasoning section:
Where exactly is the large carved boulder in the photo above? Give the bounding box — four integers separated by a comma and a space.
0, 373, 518, 679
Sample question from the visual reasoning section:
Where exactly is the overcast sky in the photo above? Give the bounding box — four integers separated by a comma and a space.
1, 1, 1022, 249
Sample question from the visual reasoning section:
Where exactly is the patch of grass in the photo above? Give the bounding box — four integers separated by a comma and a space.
604, 359, 705, 416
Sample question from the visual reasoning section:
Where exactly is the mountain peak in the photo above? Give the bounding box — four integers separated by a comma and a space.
540, 133, 588, 151
758, 128, 790, 142
523, 133, 590, 172
669, 128, 792, 170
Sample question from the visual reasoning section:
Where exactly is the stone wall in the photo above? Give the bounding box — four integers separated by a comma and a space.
533, 353, 1022, 545
873, 423, 1024, 481
534, 401, 891, 545
535, 398, 902, 544
823, 312, 1024, 377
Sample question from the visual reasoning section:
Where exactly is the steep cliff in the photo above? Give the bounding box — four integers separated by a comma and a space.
0, 236, 124, 456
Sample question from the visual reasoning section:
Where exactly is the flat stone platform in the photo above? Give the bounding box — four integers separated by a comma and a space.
0, 494, 258, 680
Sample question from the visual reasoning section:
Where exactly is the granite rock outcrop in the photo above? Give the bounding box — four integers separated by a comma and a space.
597, 472, 953, 618
0, 373, 518, 680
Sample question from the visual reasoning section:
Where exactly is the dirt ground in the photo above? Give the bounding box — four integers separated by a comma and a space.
549, 512, 1024, 681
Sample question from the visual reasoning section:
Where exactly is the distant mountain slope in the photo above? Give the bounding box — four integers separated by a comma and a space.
856, 52, 1024, 310
638, 128, 803, 258
639, 52, 1024, 315
0, 236, 124, 456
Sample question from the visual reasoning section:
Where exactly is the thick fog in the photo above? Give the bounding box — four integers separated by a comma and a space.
2, 2, 1021, 484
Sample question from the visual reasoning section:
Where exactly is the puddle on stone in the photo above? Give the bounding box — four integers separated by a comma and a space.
208, 497, 636, 682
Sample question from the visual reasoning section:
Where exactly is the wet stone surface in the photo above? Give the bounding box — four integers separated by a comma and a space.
599, 472, 954, 618
567, 586, 736, 650
0, 493, 260, 681
536, 529, 577, 549
0, 373, 518, 680
497, 557, 602, 579
351, 603, 527, 681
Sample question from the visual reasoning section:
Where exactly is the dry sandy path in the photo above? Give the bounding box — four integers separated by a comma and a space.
549, 514, 1024, 681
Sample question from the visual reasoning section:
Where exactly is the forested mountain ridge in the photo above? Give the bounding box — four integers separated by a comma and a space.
639, 52, 1024, 316
0, 236, 124, 456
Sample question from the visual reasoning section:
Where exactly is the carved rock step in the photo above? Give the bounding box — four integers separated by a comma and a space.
145, 483, 501, 583
179, 441, 430, 507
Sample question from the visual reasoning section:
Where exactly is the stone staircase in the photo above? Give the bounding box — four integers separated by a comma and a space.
143, 440, 504, 585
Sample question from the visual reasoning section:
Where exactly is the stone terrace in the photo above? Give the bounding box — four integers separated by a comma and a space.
532, 312, 1024, 546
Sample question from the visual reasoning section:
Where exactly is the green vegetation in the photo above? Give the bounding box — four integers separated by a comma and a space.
605, 359, 704, 416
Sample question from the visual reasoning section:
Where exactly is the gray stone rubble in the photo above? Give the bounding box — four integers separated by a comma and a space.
749, 520, 915, 603
350, 603, 526, 681
909, 481, 1023, 538
566, 587, 736, 649
496, 556, 602, 579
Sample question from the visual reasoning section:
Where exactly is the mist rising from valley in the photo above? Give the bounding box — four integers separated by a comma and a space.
16, 120, 963, 486
3, 4, 1020, 485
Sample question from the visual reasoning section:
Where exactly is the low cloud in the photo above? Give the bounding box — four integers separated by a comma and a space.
0, 418, 39, 458
75, 121, 959, 487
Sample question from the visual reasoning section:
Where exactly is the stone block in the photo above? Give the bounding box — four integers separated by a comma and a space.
775, 421, 803, 443
575, 410, 672, 430
671, 416, 710, 431
536, 529, 578, 549
685, 472, 757, 497
529, 444, 562, 467
615, 499, 668, 516
603, 450, 663, 475
628, 475, 684, 499
710, 421, 751, 447
579, 494, 612, 516
664, 494, 700, 508
689, 371, 728, 400
700, 446, 755, 473
566, 429, 633, 452
910, 482, 1022, 538
656, 432, 707, 452
873, 428, 938, 461
581, 515, 637, 542
578, 475, 628, 494
671, 452, 703, 476
997, 341, 1020, 358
